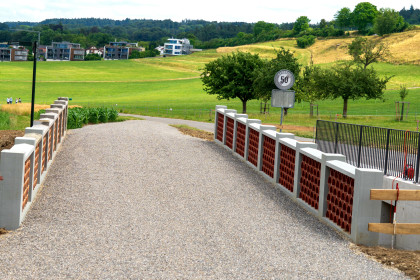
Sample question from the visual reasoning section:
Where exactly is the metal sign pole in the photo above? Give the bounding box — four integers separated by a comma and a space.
30, 41, 37, 127
280, 108, 284, 132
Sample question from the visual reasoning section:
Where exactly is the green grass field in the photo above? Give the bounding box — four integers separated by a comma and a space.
1, 43, 420, 136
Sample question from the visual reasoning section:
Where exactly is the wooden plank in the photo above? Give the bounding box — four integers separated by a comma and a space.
368, 223, 420, 235
370, 189, 420, 201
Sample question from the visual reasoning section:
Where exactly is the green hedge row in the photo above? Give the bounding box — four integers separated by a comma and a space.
67, 107, 118, 129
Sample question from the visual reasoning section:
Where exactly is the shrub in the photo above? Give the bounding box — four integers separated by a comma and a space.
296, 35, 316, 48
67, 107, 120, 129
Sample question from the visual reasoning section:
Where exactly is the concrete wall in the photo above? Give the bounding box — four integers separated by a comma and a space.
214, 106, 420, 250
0, 98, 69, 230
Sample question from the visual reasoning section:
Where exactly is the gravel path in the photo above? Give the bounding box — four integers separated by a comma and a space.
0, 120, 407, 279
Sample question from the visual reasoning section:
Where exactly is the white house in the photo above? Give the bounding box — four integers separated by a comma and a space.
163, 38, 192, 56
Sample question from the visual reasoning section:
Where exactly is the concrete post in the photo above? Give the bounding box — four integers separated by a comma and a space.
351, 168, 384, 245
0, 144, 35, 230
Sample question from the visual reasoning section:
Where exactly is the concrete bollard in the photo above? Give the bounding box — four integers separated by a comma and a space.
0, 144, 35, 230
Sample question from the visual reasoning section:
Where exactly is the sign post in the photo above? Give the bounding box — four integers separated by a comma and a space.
272, 70, 295, 132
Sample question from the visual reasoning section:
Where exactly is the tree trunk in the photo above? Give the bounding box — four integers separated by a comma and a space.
284, 108, 288, 116
343, 98, 348, 118
263, 102, 267, 113
400, 102, 405, 121
310, 103, 313, 117
242, 100, 247, 114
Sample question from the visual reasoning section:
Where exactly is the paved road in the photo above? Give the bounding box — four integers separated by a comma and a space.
0, 120, 407, 279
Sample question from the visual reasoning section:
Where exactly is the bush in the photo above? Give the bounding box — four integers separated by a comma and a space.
296, 35, 316, 48
67, 107, 119, 129
85, 53, 101, 61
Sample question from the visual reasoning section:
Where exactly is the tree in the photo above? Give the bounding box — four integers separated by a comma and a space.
311, 63, 391, 118
201, 51, 263, 113
351, 2, 378, 33
295, 65, 323, 117
293, 16, 310, 34
398, 85, 409, 120
374, 8, 408, 35
335, 7, 352, 29
253, 48, 301, 114
348, 37, 390, 69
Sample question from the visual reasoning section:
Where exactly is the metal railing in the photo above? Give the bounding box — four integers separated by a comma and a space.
316, 120, 420, 183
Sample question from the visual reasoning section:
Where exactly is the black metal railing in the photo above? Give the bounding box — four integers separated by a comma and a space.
316, 120, 420, 183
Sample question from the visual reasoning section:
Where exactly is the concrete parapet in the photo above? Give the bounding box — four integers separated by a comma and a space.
0, 97, 69, 230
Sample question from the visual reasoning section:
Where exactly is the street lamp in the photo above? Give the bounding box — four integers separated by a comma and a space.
9, 29, 40, 126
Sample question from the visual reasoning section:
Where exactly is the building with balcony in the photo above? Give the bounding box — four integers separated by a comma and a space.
0, 42, 28, 62
163, 38, 193, 56
46, 42, 85, 61
103, 42, 145, 60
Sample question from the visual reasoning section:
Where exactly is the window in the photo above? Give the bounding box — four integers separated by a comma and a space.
175, 46, 181, 49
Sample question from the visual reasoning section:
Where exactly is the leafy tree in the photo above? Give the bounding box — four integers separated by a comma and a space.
335, 7, 353, 29
253, 48, 301, 113
398, 85, 409, 120
253, 21, 276, 37
311, 63, 391, 118
374, 8, 408, 35
348, 37, 390, 69
295, 65, 322, 117
293, 16, 310, 34
201, 51, 263, 113
352, 2, 378, 33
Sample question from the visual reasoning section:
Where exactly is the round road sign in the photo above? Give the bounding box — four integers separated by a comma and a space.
274, 70, 295, 90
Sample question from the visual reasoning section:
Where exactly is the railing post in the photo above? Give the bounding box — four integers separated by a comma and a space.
415, 132, 420, 183
357, 125, 364, 168
383, 129, 391, 175
334, 122, 339, 154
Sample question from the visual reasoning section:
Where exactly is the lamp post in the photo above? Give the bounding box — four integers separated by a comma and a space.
9, 29, 40, 126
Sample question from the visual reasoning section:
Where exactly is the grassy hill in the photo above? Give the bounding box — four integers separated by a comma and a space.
1, 29, 420, 135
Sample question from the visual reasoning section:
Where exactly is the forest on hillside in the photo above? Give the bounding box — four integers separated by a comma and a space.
0, 4, 418, 50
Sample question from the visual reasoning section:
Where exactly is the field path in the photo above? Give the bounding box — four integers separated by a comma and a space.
0, 120, 408, 279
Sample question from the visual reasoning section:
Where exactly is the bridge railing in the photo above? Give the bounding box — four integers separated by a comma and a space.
214, 106, 415, 248
0, 98, 69, 230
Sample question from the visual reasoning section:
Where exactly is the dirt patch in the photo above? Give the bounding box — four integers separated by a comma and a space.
171, 125, 214, 141
0, 228, 9, 235
0, 130, 25, 152
353, 245, 420, 279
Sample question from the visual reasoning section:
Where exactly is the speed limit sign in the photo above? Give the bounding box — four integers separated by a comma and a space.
274, 70, 295, 90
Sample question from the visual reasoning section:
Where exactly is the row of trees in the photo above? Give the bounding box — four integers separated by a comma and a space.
335, 2, 409, 35
201, 38, 392, 118
1, 3, 415, 50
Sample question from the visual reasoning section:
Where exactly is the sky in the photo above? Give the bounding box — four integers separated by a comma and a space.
1, 0, 417, 24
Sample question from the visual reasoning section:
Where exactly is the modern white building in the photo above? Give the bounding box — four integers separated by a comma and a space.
163, 38, 192, 56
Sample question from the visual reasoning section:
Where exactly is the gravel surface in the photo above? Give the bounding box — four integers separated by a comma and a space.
0, 120, 408, 279
120, 113, 313, 142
